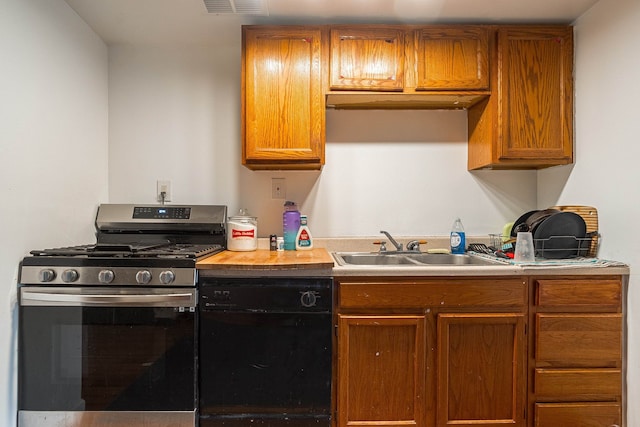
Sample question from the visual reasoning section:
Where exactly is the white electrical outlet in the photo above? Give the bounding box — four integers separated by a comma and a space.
157, 180, 172, 202
271, 178, 286, 199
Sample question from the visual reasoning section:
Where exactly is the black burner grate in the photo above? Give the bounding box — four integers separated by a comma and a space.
29, 243, 224, 259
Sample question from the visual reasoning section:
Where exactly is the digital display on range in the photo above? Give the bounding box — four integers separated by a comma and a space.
132, 206, 191, 220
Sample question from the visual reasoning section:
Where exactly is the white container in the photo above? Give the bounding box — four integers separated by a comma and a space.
227, 208, 258, 252
295, 215, 313, 250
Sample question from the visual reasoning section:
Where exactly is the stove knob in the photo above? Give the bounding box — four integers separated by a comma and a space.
300, 291, 318, 308
61, 269, 79, 283
136, 270, 152, 285
38, 269, 56, 283
98, 269, 115, 284
159, 270, 175, 285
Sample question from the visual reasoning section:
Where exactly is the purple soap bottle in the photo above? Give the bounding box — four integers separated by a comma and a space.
283, 201, 301, 251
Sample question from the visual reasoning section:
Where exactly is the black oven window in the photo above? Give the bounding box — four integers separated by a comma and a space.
19, 306, 196, 412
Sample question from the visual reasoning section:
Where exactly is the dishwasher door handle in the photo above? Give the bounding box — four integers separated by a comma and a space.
19, 287, 197, 308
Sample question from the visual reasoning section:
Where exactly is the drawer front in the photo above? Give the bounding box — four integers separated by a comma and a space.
535, 403, 621, 427
536, 314, 622, 366
534, 368, 621, 401
536, 279, 621, 310
338, 278, 526, 309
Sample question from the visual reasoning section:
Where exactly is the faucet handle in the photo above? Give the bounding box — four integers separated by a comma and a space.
379, 230, 403, 251
407, 240, 427, 252
373, 241, 388, 252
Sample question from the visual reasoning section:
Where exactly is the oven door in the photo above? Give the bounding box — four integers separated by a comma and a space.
18, 286, 197, 427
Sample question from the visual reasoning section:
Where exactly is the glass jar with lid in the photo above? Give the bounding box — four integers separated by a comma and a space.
227, 208, 258, 251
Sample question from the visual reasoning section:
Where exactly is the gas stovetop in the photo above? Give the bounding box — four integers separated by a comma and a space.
20, 242, 224, 287
19, 203, 227, 287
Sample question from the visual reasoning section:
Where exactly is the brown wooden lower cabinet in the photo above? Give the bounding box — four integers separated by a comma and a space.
535, 314, 622, 365
530, 276, 625, 427
534, 368, 622, 401
534, 403, 621, 427
336, 277, 528, 427
335, 275, 626, 427
337, 314, 426, 427
437, 313, 526, 427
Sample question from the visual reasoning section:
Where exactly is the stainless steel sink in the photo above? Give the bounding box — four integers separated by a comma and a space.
333, 252, 501, 266
404, 253, 499, 265
334, 253, 420, 265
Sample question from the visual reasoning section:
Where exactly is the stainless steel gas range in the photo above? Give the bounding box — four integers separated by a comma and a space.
17, 204, 227, 427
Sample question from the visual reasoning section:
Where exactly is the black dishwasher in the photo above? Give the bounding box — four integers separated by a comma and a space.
198, 277, 333, 427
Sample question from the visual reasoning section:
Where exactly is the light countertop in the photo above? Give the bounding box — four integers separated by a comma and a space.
196, 238, 629, 278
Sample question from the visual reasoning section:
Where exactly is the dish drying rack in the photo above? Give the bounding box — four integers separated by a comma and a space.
549, 205, 599, 257
533, 234, 597, 258
490, 205, 600, 259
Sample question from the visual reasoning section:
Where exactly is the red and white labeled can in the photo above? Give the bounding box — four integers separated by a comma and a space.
227, 209, 258, 251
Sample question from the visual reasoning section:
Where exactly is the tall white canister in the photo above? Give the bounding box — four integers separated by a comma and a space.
226, 208, 258, 251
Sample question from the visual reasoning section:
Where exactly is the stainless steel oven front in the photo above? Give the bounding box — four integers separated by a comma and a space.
18, 286, 197, 427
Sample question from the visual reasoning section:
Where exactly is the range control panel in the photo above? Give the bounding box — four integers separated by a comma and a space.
133, 206, 191, 220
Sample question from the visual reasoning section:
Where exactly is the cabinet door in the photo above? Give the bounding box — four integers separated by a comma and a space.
330, 27, 405, 91
415, 26, 489, 90
497, 26, 573, 163
337, 315, 426, 427
242, 26, 325, 169
437, 313, 526, 427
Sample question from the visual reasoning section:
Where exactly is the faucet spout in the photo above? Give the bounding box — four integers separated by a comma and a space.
380, 230, 403, 252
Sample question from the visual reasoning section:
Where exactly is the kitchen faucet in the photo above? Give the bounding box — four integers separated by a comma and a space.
379, 231, 423, 253
380, 231, 403, 252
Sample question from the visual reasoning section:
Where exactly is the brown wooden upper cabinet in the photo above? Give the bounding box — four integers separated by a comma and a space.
241, 24, 574, 171
330, 26, 406, 91
242, 26, 326, 170
329, 25, 489, 92
468, 26, 574, 170
415, 26, 489, 90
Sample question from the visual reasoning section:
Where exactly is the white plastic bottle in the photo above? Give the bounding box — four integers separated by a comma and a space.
295, 215, 314, 250
450, 217, 466, 254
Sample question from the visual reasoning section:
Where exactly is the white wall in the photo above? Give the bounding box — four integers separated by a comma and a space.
539, 0, 639, 423
108, 43, 538, 240
0, 0, 109, 423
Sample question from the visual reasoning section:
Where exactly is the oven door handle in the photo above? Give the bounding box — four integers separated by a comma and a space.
19, 287, 197, 308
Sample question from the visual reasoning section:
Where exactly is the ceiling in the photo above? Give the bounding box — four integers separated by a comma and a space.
64, 0, 600, 46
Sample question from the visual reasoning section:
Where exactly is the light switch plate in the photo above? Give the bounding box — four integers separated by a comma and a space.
271, 178, 286, 199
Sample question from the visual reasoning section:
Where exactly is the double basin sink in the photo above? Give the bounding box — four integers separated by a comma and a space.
333, 252, 501, 267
